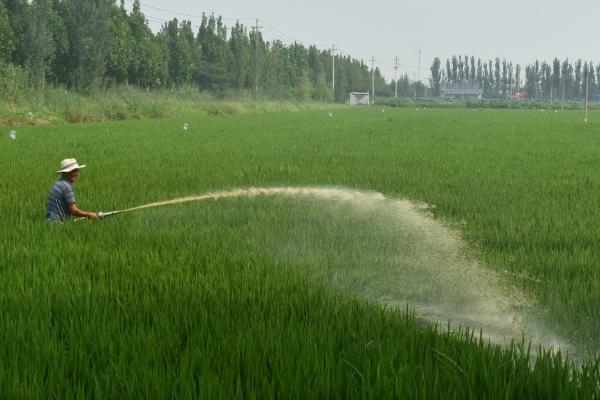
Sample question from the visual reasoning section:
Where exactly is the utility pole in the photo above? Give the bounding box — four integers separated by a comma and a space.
561, 75, 566, 112
394, 56, 399, 98
331, 45, 337, 103
418, 49, 421, 82
370, 57, 376, 105
413, 73, 417, 98
254, 19, 262, 96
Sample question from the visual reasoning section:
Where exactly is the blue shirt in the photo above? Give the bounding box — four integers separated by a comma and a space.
47, 179, 76, 222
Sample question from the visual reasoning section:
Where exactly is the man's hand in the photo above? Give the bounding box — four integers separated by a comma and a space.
68, 204, 99, 220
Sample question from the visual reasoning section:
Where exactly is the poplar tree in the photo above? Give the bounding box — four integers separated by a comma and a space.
3, 0, 29, 65
515, 64, 521, 94
552, 58, 560, 100
229, 21, 250, 89
0, 1, 15, 63
540, 62, 551, 99
196, 14, 232, 92
25, 0, 55, 87
178, 20, 199, 85
596, 64, 600, 97
494, 58, 501, 97
573, 59, 582, 99
582, 62, 589, 99
248, 25, 266, 93
487, 60, 493, 96
588, 62, 596, 97
561, 59, 572, 101
397, 73, 410, 96
264, 40, 289, 98
63, 0, 110, 90
483, 62, 489, 96
159, 18, 195, 85
430, 57, 441, 96
501, 60, 508, 97
105, 0, 133, 85
451, 55, 458, 83
476, 58, 483, 86
128, 0, 165, 87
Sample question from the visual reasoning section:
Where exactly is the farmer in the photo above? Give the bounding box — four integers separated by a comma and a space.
46, 158, 99, 222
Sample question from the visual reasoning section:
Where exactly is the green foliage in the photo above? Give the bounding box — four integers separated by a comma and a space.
430, 57, 441, 97
127, 0, 165, 88
3, 0, 30, 65
104, 1, 133, 84
4, 0, 600, 104
0, 61, 31, 104
0, 84, 338, 124
196, 14, 232, 92
61, 0, 111, 91
435, 55, 600, 102
0, 0, 384, 101
228, 21, 250, 89
0, 1, 15, 63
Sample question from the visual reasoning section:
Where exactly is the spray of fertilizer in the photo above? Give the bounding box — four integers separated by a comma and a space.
104, 186, 573, 357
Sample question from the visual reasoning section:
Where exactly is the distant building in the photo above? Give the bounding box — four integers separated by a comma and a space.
512, 91, 524, 100
349, 92, 370, 106
440, 83, 483, 98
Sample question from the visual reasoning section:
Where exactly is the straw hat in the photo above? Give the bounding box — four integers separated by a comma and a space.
56, 158, 86, 173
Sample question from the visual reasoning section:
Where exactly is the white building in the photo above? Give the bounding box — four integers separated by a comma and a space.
440, 83, 483, 98
349, 92, 370, 106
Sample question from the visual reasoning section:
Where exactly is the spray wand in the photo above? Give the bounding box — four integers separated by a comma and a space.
97, 210, 122, 219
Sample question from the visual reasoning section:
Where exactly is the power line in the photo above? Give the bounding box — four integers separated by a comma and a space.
127, 0, 344, 55
394, 56, 399, 97
418, 49, 421, 81
126, 0, 412, 82
128, 0, 256, 21
261, 21, 302, 44
260, 25, 294, 44
140, 10, 286, 46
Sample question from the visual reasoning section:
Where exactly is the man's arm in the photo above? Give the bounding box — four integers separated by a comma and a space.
68, 203, 99, 219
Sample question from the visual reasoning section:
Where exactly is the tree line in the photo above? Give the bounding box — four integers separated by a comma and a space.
5, 0, 592, 103
0, 0, 390, 101
430, 55, 599, 100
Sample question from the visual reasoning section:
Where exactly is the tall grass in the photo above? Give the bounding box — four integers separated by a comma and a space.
0, 64, 338, 125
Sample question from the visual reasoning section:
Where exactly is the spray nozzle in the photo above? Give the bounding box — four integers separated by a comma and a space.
98, 211, 120, 219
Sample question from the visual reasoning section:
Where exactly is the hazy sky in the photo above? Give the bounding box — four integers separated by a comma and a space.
133, 0, 600, 82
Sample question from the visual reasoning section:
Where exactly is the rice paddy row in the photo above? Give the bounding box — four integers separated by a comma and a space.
0, 107, 598, 397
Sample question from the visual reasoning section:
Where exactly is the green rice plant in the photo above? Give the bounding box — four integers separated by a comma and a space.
0, 108, 598, 397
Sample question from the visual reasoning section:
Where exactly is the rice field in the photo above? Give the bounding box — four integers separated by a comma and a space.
1, 107, 599, 397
